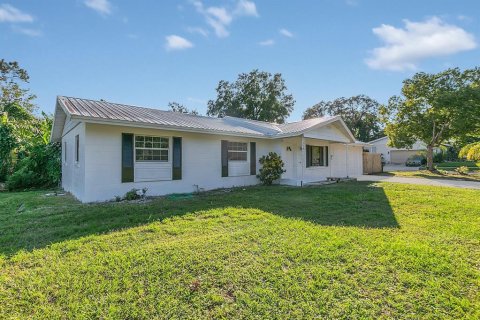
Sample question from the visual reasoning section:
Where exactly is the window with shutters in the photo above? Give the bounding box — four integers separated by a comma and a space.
227, 141, 248, 161
135, 136, 169, 161
306, 145, 329, 167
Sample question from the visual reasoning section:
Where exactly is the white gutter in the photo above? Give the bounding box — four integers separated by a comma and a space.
345, 143, 349, 178
301, 136, 305, 186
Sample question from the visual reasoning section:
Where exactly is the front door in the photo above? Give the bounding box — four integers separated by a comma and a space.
282, 143, 297, 180
330, 143, 347, 177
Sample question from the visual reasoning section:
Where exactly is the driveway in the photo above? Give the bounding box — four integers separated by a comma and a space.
357, 175, 480, 190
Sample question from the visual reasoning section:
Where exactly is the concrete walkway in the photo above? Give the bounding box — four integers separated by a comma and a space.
357, 175, 480, 190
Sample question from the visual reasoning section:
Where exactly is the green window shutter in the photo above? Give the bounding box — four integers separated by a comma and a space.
325, 146, 329, 166
250, 142, 256, 175
306, 145, 312, 167
221, 140, 228, 177
122, 133, 134, 183
172, 137, 182, 180
319, 146, 324, 166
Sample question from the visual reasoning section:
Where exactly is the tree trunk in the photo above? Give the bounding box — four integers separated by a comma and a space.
426, 145, 434, 171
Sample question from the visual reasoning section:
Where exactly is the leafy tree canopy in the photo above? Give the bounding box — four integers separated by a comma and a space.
168, 102, 199, 115
0, 60, 57, 185
459, 142, 480, 161
380, 67, 480, 170
302, 95, 383, 142
207, 69, 295, 123
0, 59, 36, 116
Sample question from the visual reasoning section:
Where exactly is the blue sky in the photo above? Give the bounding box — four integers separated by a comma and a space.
1, 0, 479, 121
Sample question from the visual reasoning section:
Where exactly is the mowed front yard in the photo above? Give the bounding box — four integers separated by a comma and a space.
0, 182, 479, 319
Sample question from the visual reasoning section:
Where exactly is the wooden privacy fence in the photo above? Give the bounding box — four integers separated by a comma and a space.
363, 152, 382, 174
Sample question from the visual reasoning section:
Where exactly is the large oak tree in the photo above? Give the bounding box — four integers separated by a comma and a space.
381, 67, 480, 170
303, 95, 383, 142
207, 69, 295, 123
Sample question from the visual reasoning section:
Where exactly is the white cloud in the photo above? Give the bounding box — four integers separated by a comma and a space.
191, 0, 258, 38
205, 6, 232, 37
366, 17, 477, 71
279, 28, 293, 38
165, 35, 194, 51
187, 26, 209, 37
12, 26, 42, 37
259, 39, 274, 46
84, 0, 112, 15
235, 0, 258, 17
0, 4, 33, 23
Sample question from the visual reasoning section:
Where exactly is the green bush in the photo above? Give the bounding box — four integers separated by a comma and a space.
444, 146, 459, 161
124, 188, 140, 201
257, 152, 285, 185
433, 150, 444, 163
459, 142, 480, 161
121, 188, 148, 201
0, 118, 17, 181
6, 143, 61, 190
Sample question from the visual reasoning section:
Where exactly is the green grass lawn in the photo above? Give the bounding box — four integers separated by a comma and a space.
383, 170, 480, 182
435, 161, 480, 171
0, 182, 479, 319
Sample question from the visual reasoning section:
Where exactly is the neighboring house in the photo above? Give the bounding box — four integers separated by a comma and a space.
51, 96, 367, 202
367, 136, 440, 164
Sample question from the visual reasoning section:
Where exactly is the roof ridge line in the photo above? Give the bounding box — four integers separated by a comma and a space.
58, 95, 221, 121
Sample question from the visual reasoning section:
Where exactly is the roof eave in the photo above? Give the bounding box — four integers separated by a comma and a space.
291, 116, 356, 142
368, 136, 388, 143
50, 98, 69, 142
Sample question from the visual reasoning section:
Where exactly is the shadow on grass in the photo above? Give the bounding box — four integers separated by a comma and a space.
0, 181, 398, 256
380, 171, 480, 182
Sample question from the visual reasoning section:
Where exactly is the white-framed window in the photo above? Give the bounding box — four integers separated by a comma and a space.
306, 145, 329, 167
135, 135, 169, 161
228, 141, 248, 161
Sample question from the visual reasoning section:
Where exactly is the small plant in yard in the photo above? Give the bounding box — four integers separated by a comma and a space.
122, 187, 148, 201
455, 166, 470, 175
141, 187, 148, 199
257, 152, 285, 185
124, 188, 140, 201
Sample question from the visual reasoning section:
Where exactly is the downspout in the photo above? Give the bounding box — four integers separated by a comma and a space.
301, 135, 305, 186
345, 143, 349, 178
329, 142, 332, 178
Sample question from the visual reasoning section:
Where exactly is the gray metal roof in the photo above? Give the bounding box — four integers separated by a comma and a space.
277, 117, 336, 134
52, 96, 349, 141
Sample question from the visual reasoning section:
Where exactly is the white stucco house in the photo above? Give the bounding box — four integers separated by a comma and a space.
367, 136, 440, 164
51, 96, 367, 202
